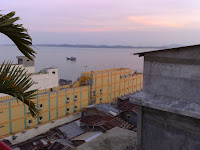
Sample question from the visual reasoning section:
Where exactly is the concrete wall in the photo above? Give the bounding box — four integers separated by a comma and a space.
134, 46, 200, 150
30, 68, 59, 90
143, 47, 200, 104
0, 67, 58, 97
16, 56, 34, 67
141, 107, 200, 150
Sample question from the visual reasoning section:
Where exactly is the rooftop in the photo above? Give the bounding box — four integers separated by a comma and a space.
83, 68, 131, 75
75, 127, 137, 150
71, 131, 103, 143
134, 44, 200, 57
130, 91, 200, 120
85, 103, 120, 116
57, 122, 86, 139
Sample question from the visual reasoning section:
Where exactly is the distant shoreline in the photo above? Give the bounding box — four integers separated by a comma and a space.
1, 44, 182, 49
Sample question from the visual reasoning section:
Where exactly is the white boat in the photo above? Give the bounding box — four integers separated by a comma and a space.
66, 57, 76, 61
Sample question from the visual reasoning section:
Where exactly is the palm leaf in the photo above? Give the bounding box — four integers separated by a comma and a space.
0, 62, 39, 117
0, 11, 36, 60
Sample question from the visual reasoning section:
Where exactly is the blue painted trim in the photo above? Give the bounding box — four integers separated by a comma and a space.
140, 74, 142, 90
102, 73, 103, 85
110, 72, 112, 100
124, 77, 125, 95
65, 89, 68, 115
88, 85, 90, 105
37, 95, 39, 124
136, 75, 137, 91
114, 71, 116, 97
45, 89, 46, 92
56, 91, 58, 118
9, 102, 12, 133
73, 88, 75, 102
102, 73, 103, 102
95, 74, 96, 104
24, 105, 26, 128
132, 78, 134, 93
49, 93, 51, 121
119, 71, 121, 97
128, 76, 129, 93
80, 87, 82, 109
107, 72, 109, 101
24, 118, 26, 129
124, 71, 126, 94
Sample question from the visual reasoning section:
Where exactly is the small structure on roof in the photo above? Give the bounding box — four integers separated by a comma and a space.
59, 79, 72, 86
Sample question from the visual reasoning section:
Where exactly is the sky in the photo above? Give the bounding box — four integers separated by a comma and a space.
1, 0, 200, 46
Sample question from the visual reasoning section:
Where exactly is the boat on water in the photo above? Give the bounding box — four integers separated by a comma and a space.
66, 57, 76, 61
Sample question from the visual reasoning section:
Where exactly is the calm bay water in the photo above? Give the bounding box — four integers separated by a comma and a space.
0, 46, 154, 81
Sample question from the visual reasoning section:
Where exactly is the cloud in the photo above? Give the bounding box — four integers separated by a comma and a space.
127, 16, 184, 28
30, 26, 144, 33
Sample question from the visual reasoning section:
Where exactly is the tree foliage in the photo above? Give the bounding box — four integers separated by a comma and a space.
0, 11, 38, 117
0, 11, 36, 60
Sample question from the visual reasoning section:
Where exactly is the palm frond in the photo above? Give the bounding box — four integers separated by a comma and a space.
0, 11, 36, 60
0, 62, 39, 117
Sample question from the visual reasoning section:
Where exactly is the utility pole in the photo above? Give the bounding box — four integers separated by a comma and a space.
84, 66, 88, 72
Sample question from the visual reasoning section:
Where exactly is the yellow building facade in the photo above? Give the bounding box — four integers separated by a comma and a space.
0, 68, 143, 138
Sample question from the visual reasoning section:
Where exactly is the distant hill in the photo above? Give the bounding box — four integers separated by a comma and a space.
3, 43, 183, 49
33, 44, 170, 49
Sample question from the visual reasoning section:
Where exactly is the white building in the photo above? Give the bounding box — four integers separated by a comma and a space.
0, 56, 59, 97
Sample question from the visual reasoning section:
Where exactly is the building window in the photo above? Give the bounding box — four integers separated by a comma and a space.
52, 71, 55, 74
39, 117, 43, 120
100, 89, 102, 94
67, 97, 70, 100
18, 59, 23, 64
75, 95, 77, 98
67, 108, 69, 112
93, 91, 96, 96
40, 104, 43, 108
29, 120, 32, 124
100, 98, 103, 103
75, 106, 77, 109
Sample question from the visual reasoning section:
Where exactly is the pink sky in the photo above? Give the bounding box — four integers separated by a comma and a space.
1, 0, 200, 46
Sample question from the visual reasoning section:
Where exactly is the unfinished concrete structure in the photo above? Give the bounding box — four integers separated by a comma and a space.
130, 45, 200, 150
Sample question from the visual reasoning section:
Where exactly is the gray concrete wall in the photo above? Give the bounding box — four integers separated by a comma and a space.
143, 47, 200, 104
141, 107, 200, 150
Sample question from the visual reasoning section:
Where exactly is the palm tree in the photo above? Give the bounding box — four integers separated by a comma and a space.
0, 11, 39, 117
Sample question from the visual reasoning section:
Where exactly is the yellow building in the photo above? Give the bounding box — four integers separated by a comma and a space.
0, 68, 143, 138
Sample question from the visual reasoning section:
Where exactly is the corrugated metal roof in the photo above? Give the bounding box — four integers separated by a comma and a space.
81, 115, 113, 126
134, 44, 200, 57
86, 104, 120, 115
71, 132, 103, 142
58, 122, 85, 139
